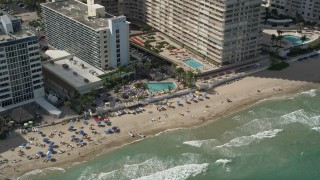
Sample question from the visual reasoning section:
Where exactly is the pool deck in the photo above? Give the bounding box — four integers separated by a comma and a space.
130, 32, 218, 74
262, 29, 319, 49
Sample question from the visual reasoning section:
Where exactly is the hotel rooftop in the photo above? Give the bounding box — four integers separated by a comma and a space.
41, 0, 114, 30
43, 50, 105, 94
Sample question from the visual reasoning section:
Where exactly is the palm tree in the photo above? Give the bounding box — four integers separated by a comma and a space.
277, 35, 283, 47
296, 22, 304, 32
300, 35, 307, 45
271, 34, 277, 45
175, 67, 185, 82
64, 101, 71, 116
277, 30, 283, 36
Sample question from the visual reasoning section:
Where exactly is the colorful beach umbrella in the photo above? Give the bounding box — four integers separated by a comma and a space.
37, 151, 43, 155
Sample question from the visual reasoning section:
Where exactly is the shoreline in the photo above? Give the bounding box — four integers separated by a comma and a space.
1, 59, 320, 179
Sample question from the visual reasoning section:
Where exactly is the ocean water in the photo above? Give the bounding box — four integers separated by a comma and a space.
18, 88, 320, 180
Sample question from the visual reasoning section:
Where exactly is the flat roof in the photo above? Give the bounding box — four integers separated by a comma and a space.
41, 0, 114, 30
42, 53, 104, 90
0, 29, 36, 42
35, 98, 62, 117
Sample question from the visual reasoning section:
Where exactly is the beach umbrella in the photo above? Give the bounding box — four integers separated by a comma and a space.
28, 121, 33, 124
78, 139, 83, 143
69, 126, 74, 129
103, 120, 108, 123
43, 138, 49, 142
46, 154, 51, 159
71, 135, 76, 139
96, 121, 101, 125
38, 131, 43, 135
37, 151, 43, 155
24, 123, 29, 126
47, 148, 54, 152
49, 141, 55, 146
78, 130, 84, 134
20, 143, 27, 147
83, 120, 88, 125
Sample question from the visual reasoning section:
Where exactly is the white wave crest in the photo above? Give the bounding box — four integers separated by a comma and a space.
216, 129, 283, 148
85, 170, 117, 180
311, 127, 320, 132
298, 89, 317, 97
132, 163, 209, 180
18, 167, 65, 180
280, 109, 320, 127
183, 139, 219, 147
215, 159, 232, 167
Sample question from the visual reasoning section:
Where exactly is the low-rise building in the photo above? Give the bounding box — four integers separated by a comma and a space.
42, 50, 104, 96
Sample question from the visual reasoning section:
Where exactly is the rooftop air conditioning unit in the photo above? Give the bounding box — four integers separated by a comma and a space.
62, 64, 69, 69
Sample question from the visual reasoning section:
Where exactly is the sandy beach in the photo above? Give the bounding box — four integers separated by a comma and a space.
1, 57, 320, 179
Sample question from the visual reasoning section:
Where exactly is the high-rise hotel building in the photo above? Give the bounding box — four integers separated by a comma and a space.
0, 11, 44, 111
41, 0, 130, 70
99, 0, 262, 66
262, 0, 320, 21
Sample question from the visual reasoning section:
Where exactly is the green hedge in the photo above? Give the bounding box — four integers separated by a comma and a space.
268, 61, 289, 71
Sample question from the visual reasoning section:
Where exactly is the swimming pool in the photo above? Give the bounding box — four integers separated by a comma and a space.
146, 82, 177, 93
183, 58, 204, 69
283, 35, 311, 45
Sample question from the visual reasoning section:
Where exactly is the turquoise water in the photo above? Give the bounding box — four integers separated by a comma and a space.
146, 82, 177, 93
17, 88, 320, 180
283, 35, 311, 45
183, 58, 204, 69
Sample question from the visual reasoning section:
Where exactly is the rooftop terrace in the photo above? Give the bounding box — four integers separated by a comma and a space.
41, 0, 115, 30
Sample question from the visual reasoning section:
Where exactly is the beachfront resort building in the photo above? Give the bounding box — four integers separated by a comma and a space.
98, 0, 262, 66
41, 0, 130, 70
0, 11, 45, 111
262, 0, 320, 21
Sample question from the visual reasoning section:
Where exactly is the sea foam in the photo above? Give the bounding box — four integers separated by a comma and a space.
132, 163, 209, 180
17, 167, 65, 180
298, 89, 317, 97
215, 159, 232, 167
183, 139, 219, 148
311, 127, 320, 132
216, 129, 283, 148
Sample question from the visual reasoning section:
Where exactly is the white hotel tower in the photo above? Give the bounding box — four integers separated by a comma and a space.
41, 0, 130, 70
0, 11, 44, 111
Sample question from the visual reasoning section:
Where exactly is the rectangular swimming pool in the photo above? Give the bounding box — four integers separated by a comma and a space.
146, 82, 177, 93
183, 58, 204, 69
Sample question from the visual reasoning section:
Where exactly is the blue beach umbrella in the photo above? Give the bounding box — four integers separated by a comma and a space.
78, 139, 83, 143
43, 138, 49, 142
49, 141, 55, 146
47, 148, 54, 152
78, 130, 84, 134
96, 121, 101, 125
38, 131, 43, 135
83, 120, 88, 125
103, 120, 108, 123
71, 135, 76, 139
46, 154, 51, 159
69, 126, 74, 129
20, 143, 27, 147
37, 151, 43, 155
